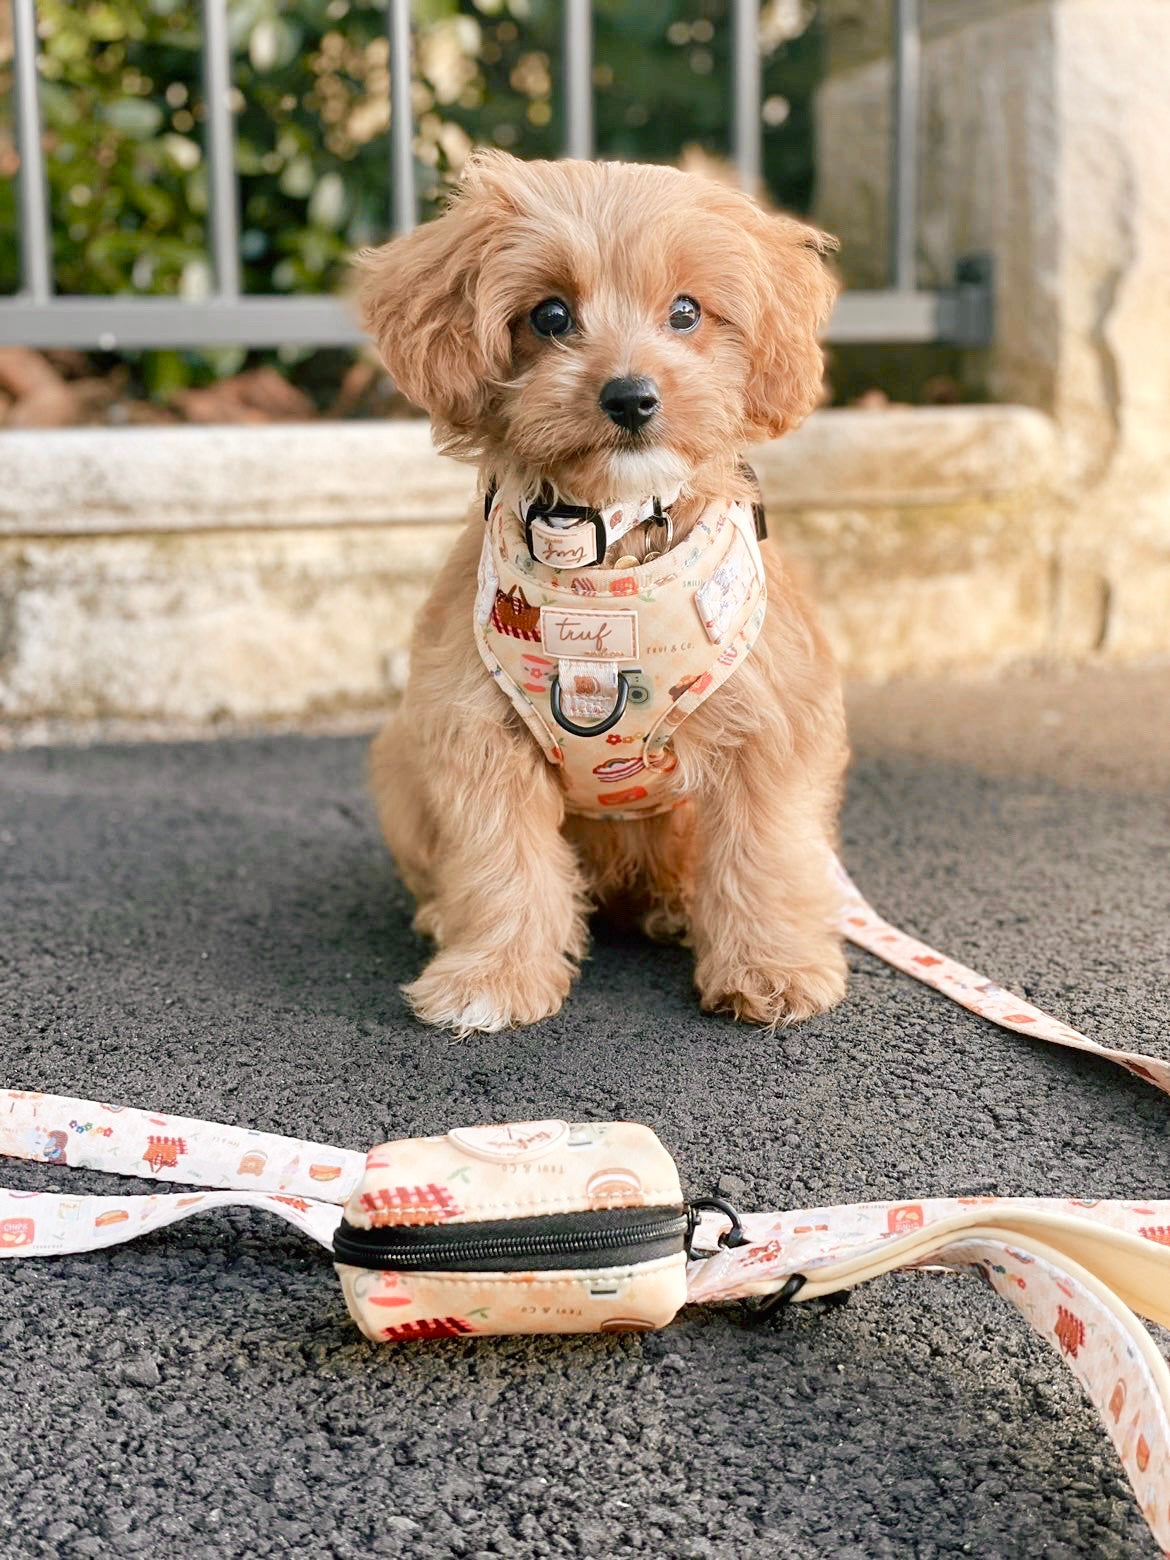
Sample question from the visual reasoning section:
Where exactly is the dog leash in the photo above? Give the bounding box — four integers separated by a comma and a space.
3, 867, 1169, 1551
833, 858, 1170, 1094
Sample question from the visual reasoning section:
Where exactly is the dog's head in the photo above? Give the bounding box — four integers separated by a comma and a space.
355, 151, 837, 504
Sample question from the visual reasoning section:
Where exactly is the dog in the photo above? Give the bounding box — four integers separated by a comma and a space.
356, 151, 848, 1036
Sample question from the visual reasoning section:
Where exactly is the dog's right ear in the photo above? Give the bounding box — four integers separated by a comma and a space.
352, 153, 519, 436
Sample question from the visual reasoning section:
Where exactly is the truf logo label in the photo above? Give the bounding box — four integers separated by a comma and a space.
541, 607, 638, 661
529, 523, 593, 568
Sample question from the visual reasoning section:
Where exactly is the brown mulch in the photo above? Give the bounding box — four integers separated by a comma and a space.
0, 347, 966, 430
0, 347, 422, 428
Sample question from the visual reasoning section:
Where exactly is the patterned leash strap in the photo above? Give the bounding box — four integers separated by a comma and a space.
833, 856, 1170, 1095
689, 1197, 1170, 1555
2, 1092, 1169, 1551
4, 866, 1170, 1551
0, 1091, 364, 1255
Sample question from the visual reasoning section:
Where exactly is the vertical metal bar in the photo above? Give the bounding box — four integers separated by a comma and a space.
890, 0, 920, 292
11, 0, 53, 302
388, 0, 417, 233
563, 0, 593, 159
731, 0, 761, 192
201, 0, 241, 298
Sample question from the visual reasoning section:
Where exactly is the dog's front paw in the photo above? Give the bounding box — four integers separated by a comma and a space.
404, 949, 574, 1037
696, 945, 847, 1030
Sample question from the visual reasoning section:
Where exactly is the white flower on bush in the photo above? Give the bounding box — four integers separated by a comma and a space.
180, 258, 213, 303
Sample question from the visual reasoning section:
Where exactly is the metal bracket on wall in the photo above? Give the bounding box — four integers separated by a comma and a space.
948, 254, 995, 348
826, 255, 994, 349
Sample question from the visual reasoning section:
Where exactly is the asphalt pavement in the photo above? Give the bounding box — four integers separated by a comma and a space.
1, 666, 1168, 1559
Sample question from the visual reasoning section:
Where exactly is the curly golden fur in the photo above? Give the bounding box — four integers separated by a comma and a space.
358, 151, 848, 1035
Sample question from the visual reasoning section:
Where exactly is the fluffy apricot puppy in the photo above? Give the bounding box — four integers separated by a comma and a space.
357, 150, 848, 1036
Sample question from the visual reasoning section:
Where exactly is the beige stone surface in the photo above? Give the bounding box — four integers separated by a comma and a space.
0, 422, 474, 536
0, 521, 460, 731
0, 408, 1067, 739
820, 0, 1040, 73
777, 498, 1054, 681
755, 404, 1059, 508
815, 0, 1170, 667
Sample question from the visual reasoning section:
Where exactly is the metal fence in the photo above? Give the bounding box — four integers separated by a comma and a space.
0, 0, 992, 353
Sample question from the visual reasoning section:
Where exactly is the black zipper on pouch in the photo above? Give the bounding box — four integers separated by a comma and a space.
332, 1205, 689, 1273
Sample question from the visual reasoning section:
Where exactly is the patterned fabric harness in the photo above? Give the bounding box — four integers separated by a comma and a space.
473, 489, 767, 821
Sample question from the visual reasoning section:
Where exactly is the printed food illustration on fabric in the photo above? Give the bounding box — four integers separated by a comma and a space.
143, 1135, 187, 1173
1054, 1304, 1086, 1358
380, 1316, 476, 1342
521, 653, 556, 694
40, 1130, 68, 1165
592, 755, 646, 784
491, 585, 542, 641
694, 532, 760, 643
0, 1218, 35, 1248
359, 1183, 462, 1226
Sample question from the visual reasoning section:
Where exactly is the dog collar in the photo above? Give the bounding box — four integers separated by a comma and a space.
519, 487, 681, 570
482, 467, 767, 569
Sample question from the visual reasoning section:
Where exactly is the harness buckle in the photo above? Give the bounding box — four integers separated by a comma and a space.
525, 502, 607, 569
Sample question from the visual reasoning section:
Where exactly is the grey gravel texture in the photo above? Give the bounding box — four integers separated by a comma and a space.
1, 676, 1168, 1559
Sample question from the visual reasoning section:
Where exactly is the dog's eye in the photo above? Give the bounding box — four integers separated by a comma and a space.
667, 296, 701, 332
530, 298, 574, 338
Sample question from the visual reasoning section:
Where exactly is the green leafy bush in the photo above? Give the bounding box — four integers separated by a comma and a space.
0, 0, 819, 395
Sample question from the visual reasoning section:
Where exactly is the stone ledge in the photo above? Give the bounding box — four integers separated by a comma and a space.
0, 421, 474, 537
0, 405, 1087, 741
753, 405, 1060, 509
0, 404, 1059, 537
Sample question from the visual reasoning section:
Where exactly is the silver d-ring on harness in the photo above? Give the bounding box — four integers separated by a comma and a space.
650, 500, 673, 553
549, 672, 630, 737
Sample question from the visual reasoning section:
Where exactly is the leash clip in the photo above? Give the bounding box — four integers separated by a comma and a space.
685, 1194, 750, 1259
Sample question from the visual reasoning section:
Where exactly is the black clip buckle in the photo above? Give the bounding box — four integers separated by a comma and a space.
685, 1195, 750, 1259
743, 1275, 853, 1326
742, 1274, 808, 1324
647, 498, 674, 554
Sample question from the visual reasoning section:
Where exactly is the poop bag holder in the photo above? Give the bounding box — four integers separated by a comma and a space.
332, 1120, 689, 1340
0, 1093, 689, 1339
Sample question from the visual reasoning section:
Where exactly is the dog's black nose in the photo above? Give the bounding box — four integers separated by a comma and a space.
599, 376, 661, 433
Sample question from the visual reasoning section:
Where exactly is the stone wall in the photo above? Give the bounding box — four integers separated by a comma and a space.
815, 0, 1170, 663
0, 410, 1063, 742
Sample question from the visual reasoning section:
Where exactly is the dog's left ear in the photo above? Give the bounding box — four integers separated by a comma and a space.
351, 152, 520, 441
742, 214, 839, 440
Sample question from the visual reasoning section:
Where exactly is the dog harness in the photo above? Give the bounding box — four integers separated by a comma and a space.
474, 489, 767, 820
